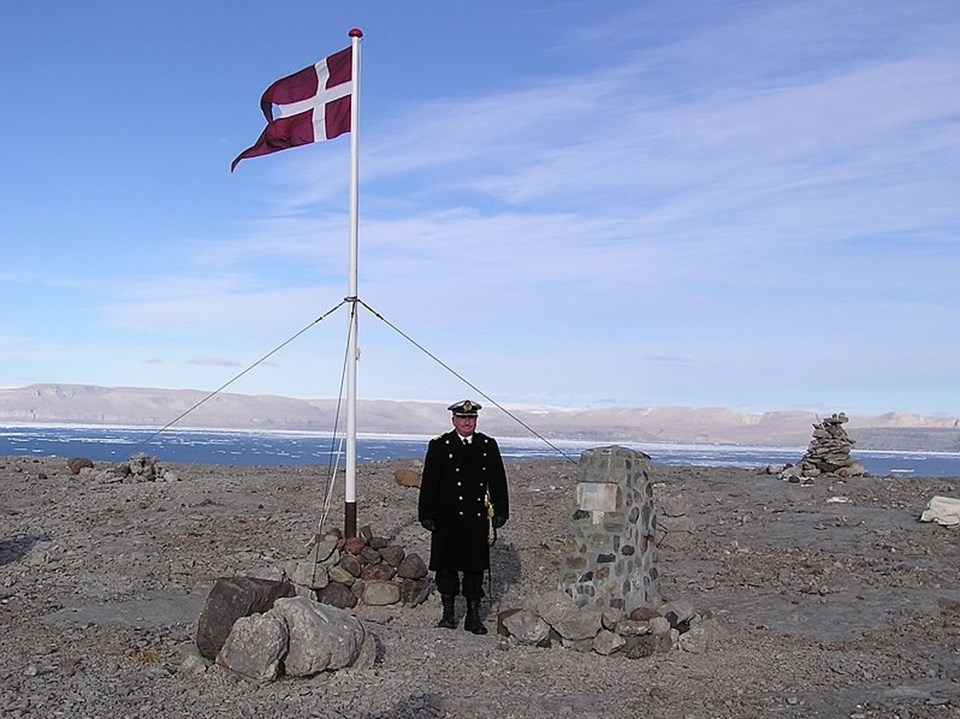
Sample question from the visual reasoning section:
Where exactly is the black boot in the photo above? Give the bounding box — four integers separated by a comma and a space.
437, 594, 457, 629
464, 599, 487, 635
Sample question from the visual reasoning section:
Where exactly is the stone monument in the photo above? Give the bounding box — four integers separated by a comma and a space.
559, 445, 660, 612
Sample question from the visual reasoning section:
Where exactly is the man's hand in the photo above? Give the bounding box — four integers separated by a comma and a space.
420, 518, 435, 532
492, 515, 506, 529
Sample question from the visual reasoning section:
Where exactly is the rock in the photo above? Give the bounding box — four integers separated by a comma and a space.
361, 563, 396, 581
179, 652, 211, 675
343, 537, 365, 555
628, 606, 659, 621
678, 624, 708, 654
502, 609, 550, 645
535, 590, 579, 625
273, 597, 375, 676
621, 634, 655, 659
306, 536, 340, 565
601, 607, 623, 630
361, 580, 400, 606
67, 457, 94, 475
394, 469, 421, 487
360, 546, 381, 565
615, 619, 652, 636
216, 611, 288, 682
317, 581, 358, 609
649, 616, 671, 635
661, 599, 696, 628
553, 607, 603, 641
289, 560, 330, 590
397, 553, 428, 579
339, 553, 362, 577
327, 565, 356, 585
195, 577, 295, 660
379, 544, 405, 567
593, 629, 626, 655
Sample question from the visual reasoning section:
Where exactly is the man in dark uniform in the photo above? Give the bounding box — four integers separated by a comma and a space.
418, 400, 509, 634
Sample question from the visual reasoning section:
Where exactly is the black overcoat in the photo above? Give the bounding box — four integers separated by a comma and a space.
418, 430, 509, 572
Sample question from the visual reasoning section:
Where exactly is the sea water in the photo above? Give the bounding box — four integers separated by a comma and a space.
0, 424, 958, 478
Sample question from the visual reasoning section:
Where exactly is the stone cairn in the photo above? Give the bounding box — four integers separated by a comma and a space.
282, 524, 429, 610
67, 453, 180, 483
776, 412, 867, 483
496, 445, 712, 658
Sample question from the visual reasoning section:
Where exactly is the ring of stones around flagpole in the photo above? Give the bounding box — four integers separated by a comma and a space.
284, 525, 430, 610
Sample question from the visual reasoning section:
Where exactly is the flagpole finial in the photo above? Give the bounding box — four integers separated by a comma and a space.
349, 28, 363, 38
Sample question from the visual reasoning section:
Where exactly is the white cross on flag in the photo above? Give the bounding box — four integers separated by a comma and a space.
232, 46, 353, 171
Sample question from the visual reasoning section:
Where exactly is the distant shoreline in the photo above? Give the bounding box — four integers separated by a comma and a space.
1, 383, 959, 453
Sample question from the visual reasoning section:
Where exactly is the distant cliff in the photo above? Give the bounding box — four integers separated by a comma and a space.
0, 384, 957, 453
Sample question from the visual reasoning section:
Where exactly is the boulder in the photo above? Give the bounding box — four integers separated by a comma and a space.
216, 611, 288, 682
67, 457, 94, 475
535, 590, 579, 626
196, 577, 295, 660
502, 609, 550, 645
553, 607, 603, 641
272, 597, 375, 676
394, 469, 421, 487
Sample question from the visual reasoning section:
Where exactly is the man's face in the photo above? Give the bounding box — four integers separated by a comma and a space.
452, 415, 477, 437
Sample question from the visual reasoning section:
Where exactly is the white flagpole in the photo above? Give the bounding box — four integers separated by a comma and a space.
344, 27, 362, 538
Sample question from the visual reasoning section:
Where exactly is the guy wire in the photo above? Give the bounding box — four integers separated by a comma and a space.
122, 300, 347, 460
358, 298, 579, 465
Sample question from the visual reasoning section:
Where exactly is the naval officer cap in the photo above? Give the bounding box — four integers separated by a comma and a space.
448, 399, 481, 417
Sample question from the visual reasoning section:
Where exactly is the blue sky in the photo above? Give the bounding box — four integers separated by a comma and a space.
2, 1, 958, 416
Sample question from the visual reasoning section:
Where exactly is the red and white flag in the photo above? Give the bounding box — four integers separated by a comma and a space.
231, 46, 353, 171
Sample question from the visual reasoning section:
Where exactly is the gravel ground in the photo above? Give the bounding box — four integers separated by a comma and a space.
1, 454, 959, 718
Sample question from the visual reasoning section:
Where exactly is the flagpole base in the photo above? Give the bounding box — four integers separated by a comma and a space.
344, 501, 357, 539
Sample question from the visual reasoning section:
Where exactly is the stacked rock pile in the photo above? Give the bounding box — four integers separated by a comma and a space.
67, 453, 180, 483
283, 525, 430, 609
776, 412, 867, 482
497, 590, 713, 658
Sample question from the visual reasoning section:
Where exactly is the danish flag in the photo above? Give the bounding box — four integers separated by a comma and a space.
231, 46, 353, 171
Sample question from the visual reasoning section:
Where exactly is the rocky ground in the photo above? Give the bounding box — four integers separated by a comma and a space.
1, 453, 959, 718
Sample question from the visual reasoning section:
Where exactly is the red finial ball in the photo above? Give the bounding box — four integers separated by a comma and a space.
349, 28, 363, 38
